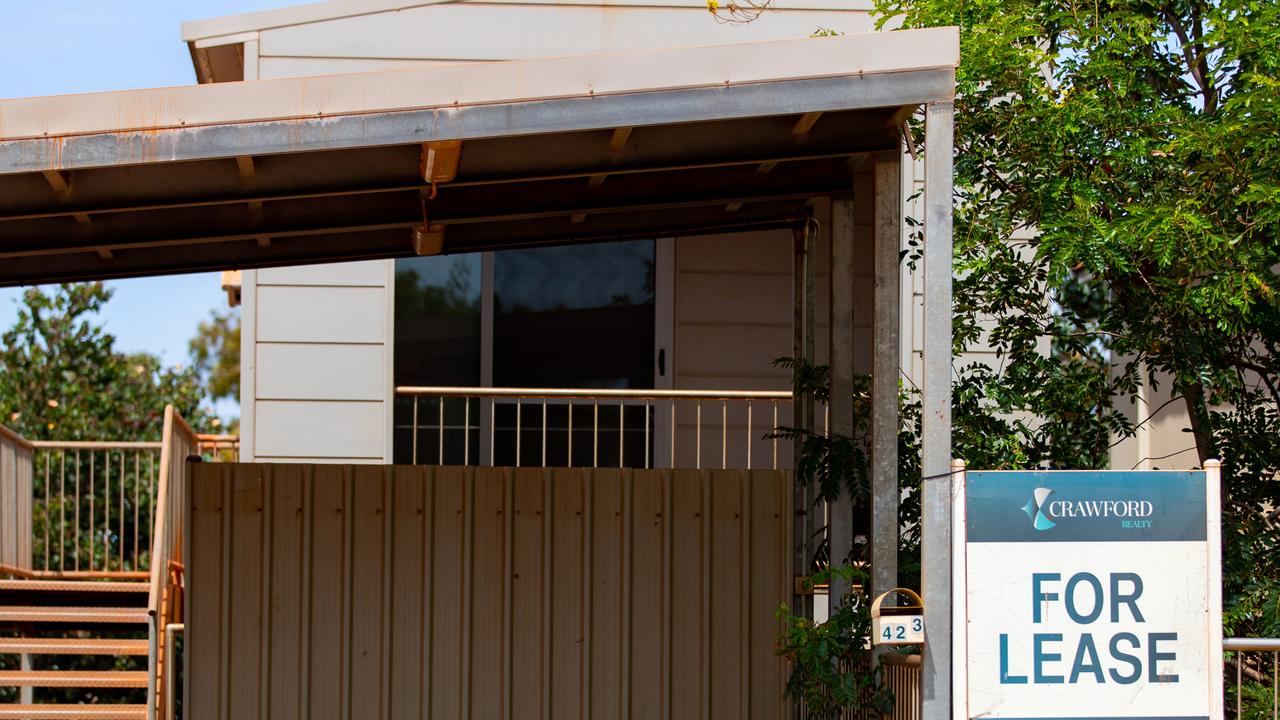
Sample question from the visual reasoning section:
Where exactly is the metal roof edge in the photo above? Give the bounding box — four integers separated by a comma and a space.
0, 69, 951, 175
1, 28, 958, 143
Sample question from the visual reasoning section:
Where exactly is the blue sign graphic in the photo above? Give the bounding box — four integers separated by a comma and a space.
1022, 487, 1057, 531
966, 471, 1206, 543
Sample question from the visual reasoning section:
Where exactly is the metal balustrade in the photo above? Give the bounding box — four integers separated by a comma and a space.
1227, 637, 1280, 719
195, 433, 240, 462
18, 435, 235, 574
29, 441, 161, 574
395, 386, 827, 470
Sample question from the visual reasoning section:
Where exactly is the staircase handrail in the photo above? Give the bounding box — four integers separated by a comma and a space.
0, 422, 34, 450
0, 422, 34, 571
146, 405, 198, 720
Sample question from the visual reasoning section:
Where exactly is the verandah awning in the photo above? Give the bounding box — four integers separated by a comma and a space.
0, 27, 956, 286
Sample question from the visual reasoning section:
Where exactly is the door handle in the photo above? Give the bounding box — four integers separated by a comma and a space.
658, 348, 666, 376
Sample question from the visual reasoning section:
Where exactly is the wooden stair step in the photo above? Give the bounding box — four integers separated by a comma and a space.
0, 565, 149, 582
0, 637, 148, 655
0, 580, 149, 593
0, 606, 148, 624
0, 705, 146, 719
0, 670, 148, 688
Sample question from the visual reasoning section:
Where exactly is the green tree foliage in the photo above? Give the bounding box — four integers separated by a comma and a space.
776, 565, 895, 717
188, 308, 240, 409
0, 283, 217, 571
875, 0, 1280, 636
1, 283, 214, 441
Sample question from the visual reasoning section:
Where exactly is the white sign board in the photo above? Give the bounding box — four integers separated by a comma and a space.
953, 468, 1223, 720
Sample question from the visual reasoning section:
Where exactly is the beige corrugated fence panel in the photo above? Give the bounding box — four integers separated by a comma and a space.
185, 464, 791, 719
0, 425, 34, 569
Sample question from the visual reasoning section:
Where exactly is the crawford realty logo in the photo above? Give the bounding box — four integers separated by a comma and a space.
1020, 487, 1157, 532
1021, 487, 1057, 531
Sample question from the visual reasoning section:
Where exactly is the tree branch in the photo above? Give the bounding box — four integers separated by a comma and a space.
1161, 6, 1216, 112
1229, 355, 1280, 409
1180, 382, 1216, 467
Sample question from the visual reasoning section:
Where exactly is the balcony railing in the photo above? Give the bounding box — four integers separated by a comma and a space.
195, 433, 240, 462
395, 386, 828, 470
1226, 637, 1279, 719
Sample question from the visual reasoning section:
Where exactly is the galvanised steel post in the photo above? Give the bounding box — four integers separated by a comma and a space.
921, 99, 954, 720
871, 149, 903, 658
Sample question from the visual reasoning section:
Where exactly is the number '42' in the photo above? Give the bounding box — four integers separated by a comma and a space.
880, 618, 922, 641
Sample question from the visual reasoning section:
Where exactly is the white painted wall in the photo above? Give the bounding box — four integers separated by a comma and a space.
672, 228, 821, 469
241, 0, 878, 81
1109, 364, 1198, 471
257, 7, 871, 71
240, 261, 395, 463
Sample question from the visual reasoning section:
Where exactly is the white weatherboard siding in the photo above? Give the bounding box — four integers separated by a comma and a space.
243, 260, 394, 462
670, 193, 875, 469
256, 345, 386, 401
256, 286, 386, 344
255, 400, 387, 459
674, 228, 830, 388
257, 56, 475, 77
258, 261, 387, 286
187, 0, 880, 84
253, 2, 876, 78
183, 0, 878, 44
673, 230, 812, 469
1109, 369, 1198, 471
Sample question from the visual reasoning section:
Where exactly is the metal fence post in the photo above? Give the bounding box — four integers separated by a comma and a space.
921, 99, 954, 720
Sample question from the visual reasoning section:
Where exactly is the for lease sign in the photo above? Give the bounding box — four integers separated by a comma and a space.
954, 469, 1223, 720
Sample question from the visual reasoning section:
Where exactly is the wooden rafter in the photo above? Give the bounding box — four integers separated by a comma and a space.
792, 112, 823, 136
608, 127, 633, 151
41, 170, 71, 193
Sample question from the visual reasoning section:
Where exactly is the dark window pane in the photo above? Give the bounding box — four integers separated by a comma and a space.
393, 255, 481, 463
394, 254, 482, 386
494, 240, 654, 390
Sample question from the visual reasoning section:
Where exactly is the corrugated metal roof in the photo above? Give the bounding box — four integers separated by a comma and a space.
0, 30, 956, 143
